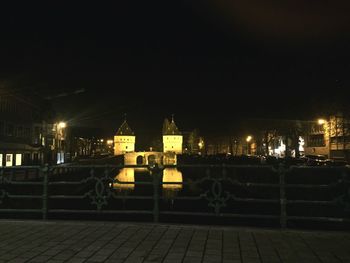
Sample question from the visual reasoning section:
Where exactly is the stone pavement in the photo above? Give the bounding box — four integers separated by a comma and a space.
0, 220, 349, 263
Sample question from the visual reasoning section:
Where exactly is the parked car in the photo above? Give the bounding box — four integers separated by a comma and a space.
302, 154, 327, 166
324, 159, 349, 167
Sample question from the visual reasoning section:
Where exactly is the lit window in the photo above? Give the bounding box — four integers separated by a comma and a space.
5, 154, 13, 167
15, 154, 22, 166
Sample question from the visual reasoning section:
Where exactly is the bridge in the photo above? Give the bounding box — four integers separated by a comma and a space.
123, 151, 177, 166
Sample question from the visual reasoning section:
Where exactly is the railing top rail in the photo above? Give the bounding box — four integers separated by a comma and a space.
175, 164, 276, 169
0, 166, 41, 169
44, 164, 277, 169
289, 165, 350, 171
1, 164, 349, 172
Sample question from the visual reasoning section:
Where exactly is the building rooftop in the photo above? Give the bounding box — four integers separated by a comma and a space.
163, 117, 181, 135
116, 120, 134, 136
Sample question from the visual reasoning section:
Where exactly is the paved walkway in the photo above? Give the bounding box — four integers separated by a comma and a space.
0, 220, 349, 263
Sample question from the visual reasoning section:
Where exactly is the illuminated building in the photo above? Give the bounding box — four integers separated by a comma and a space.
114, 120, 135, 155
304, 119, 329, 158
0, 89, 51, 166
162, 117, 183, 154
304, 115, 350, 160
113, 117, 183, 165
328, 115, 350, 160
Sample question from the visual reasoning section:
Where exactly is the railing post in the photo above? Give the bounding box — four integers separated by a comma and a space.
279, 164, 287, 228
42, 164, 49, 220
150, 164, 161, 223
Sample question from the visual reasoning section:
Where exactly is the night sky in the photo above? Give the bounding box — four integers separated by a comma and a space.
1, 1, 350, 142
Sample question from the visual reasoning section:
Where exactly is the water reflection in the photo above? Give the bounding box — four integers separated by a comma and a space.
162, 168, 183, 190
162, 168, 183, 199
113, 168, 135, 190
113, 168, 183, 196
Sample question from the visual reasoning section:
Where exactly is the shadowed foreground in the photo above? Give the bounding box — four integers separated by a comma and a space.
0, 220, 349, 263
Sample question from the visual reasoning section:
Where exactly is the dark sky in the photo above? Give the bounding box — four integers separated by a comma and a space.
1, 1, 350, 140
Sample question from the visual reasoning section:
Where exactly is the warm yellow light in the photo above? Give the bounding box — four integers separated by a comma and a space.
114, 168, 135, 190
58, 122, 66, 129
100, 139, 104, 142
246, 136, 252, 142
198, 142, 203, 149
107, 140, 113, 145
318, 119, 326, 125
162, 168, 183, 190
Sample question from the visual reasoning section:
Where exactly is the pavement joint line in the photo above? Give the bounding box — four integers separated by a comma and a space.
1, 219, 349, 236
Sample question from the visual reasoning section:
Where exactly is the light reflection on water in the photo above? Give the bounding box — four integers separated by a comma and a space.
113, 168, 135, 190
162, 168, 183, 199
113, 168, 183, 195
162, 168, 183, 190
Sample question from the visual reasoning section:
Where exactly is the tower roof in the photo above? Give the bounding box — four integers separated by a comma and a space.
116, 121, 134, 136
163, 117, 181, 135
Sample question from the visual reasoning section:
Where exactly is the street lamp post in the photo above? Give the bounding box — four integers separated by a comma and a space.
317, 118, 331, 158
246, 136, 252, 155
56, 122, 67, 164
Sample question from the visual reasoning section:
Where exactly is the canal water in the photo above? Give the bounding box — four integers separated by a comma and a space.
107, 165, 283, 226
113, 167, 183, 198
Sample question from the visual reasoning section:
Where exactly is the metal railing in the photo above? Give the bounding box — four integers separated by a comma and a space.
0, 164, 349, 228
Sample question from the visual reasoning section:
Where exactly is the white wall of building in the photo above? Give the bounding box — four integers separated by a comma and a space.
114, 135, 135, 155
163, 135, 183, 154
15, 154, 22, 166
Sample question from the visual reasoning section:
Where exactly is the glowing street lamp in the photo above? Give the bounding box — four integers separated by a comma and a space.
246, 135, 253, 155
318, 119, 326, 125
58, 122, 67, 129
198, 141, 203, 149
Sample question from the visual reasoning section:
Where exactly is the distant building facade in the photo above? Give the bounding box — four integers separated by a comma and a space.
114, 121, 135, 155
0, 89, 53, 166
162, 117, 183, 154
67, 127, 114, 161
304, 120, 329, 157
113, 117, 182, 165
304, 114, 350, 160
